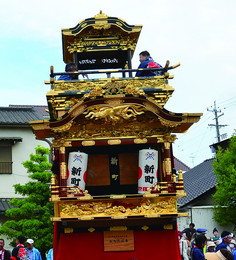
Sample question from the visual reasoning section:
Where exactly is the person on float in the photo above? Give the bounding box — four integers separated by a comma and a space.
58, 63, 88, 80
135, 51, 163, 77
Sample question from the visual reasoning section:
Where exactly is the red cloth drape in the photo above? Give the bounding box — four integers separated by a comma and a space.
53, 222, 59, 260
56, 229, 181, 260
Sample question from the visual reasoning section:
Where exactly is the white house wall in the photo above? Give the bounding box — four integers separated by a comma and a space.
177, 206, 234, 238
0, 127, 50, 198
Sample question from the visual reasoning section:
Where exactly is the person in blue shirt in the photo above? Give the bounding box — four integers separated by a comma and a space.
58, 63, 78, 80
216, 231, 233, 252
135, 51, 163, 77
25, 239, 42, 260
46, 248, 53, 260
191, 235, 207, 260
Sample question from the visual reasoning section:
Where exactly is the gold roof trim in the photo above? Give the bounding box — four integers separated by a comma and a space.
61, 12, 142, 63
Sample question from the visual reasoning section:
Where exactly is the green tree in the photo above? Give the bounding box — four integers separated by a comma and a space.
212, 135, 236, 227
0, 145, 53, 258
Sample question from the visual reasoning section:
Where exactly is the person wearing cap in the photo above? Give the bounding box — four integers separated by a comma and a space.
192, 228, 208, 254
216, 231, 233, 252
25, 239, 42, 260
0, 238, 11, 260
207, 241, 216, 253
205, 248, 233, 260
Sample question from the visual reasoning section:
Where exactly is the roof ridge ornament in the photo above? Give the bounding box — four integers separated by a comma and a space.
94, 11, 108, 19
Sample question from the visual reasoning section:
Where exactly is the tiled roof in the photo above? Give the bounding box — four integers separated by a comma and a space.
0, 107, 43, 125
0, 198, 15, 213
9, 105, 49, 118
174, 157, 190, 171
178, 158, 217, 207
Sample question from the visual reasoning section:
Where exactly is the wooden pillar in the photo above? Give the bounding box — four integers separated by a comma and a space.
127, 49, 132, 77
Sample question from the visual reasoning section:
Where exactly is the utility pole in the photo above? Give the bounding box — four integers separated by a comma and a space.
208, 101, 228, 142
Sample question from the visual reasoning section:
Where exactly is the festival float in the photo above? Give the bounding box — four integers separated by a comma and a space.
30, 11, 202, 260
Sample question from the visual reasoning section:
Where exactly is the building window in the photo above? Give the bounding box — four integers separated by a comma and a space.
0, 141, 13, 174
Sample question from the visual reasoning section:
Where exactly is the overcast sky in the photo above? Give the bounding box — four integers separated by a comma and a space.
1, 0, 236, 167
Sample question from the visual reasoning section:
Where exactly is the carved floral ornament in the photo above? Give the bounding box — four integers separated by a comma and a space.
60, 197, 177, 218
67, 37, 137, 53
51, 121, 73, 133
53, 77, 169, 93
83, 83, 145, 99
49, 103, 181, 140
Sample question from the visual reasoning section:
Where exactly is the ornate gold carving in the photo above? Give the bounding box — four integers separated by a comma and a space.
53, 77, 171, 95
51, 174, 57, 185
70, 105, 86, 118
124, 84, 145, 96
164, 142, 171, 150
53, 81, 99, 91
105, 99, 123, 106
67, 37, 137, 53
52, 121, 73, 133
60, 197, 177, 218
84, 104, 146, 123
162, 135, 176, 143
94, 11, 109, 19
92, 11, 111, 30
64, 97, 81, 108
145, 183, 161, 195
164, 158, 172, 175
59, 147, 65, 154
83, 86, 105, 99
158, 117, 181, 128
60, 162, 67, 179
108, 139, 121, 145
52, 139, 72, 148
